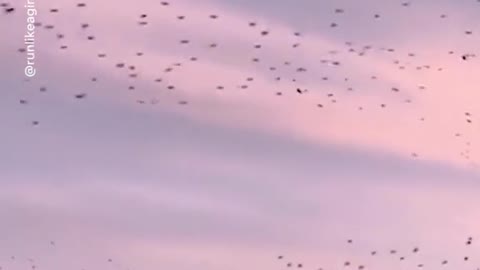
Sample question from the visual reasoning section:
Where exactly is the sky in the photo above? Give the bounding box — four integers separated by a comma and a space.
0, 0, 480, 270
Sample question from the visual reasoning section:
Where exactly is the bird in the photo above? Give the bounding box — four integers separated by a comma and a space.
297, 88, 306, 94
4, 7, 14, 13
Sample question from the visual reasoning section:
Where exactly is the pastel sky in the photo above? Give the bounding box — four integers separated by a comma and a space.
1, 0, 480, 270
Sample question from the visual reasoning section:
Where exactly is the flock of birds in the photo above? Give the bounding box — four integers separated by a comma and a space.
1, 2, 479, 269
277, 237, 478, 270
1, 2, 480, 269
3, 236, 478, 270
0, 240, 127, 270
1, 0, 479, 167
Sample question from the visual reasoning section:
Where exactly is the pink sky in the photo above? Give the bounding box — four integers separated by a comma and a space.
0, 0, 479, 270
